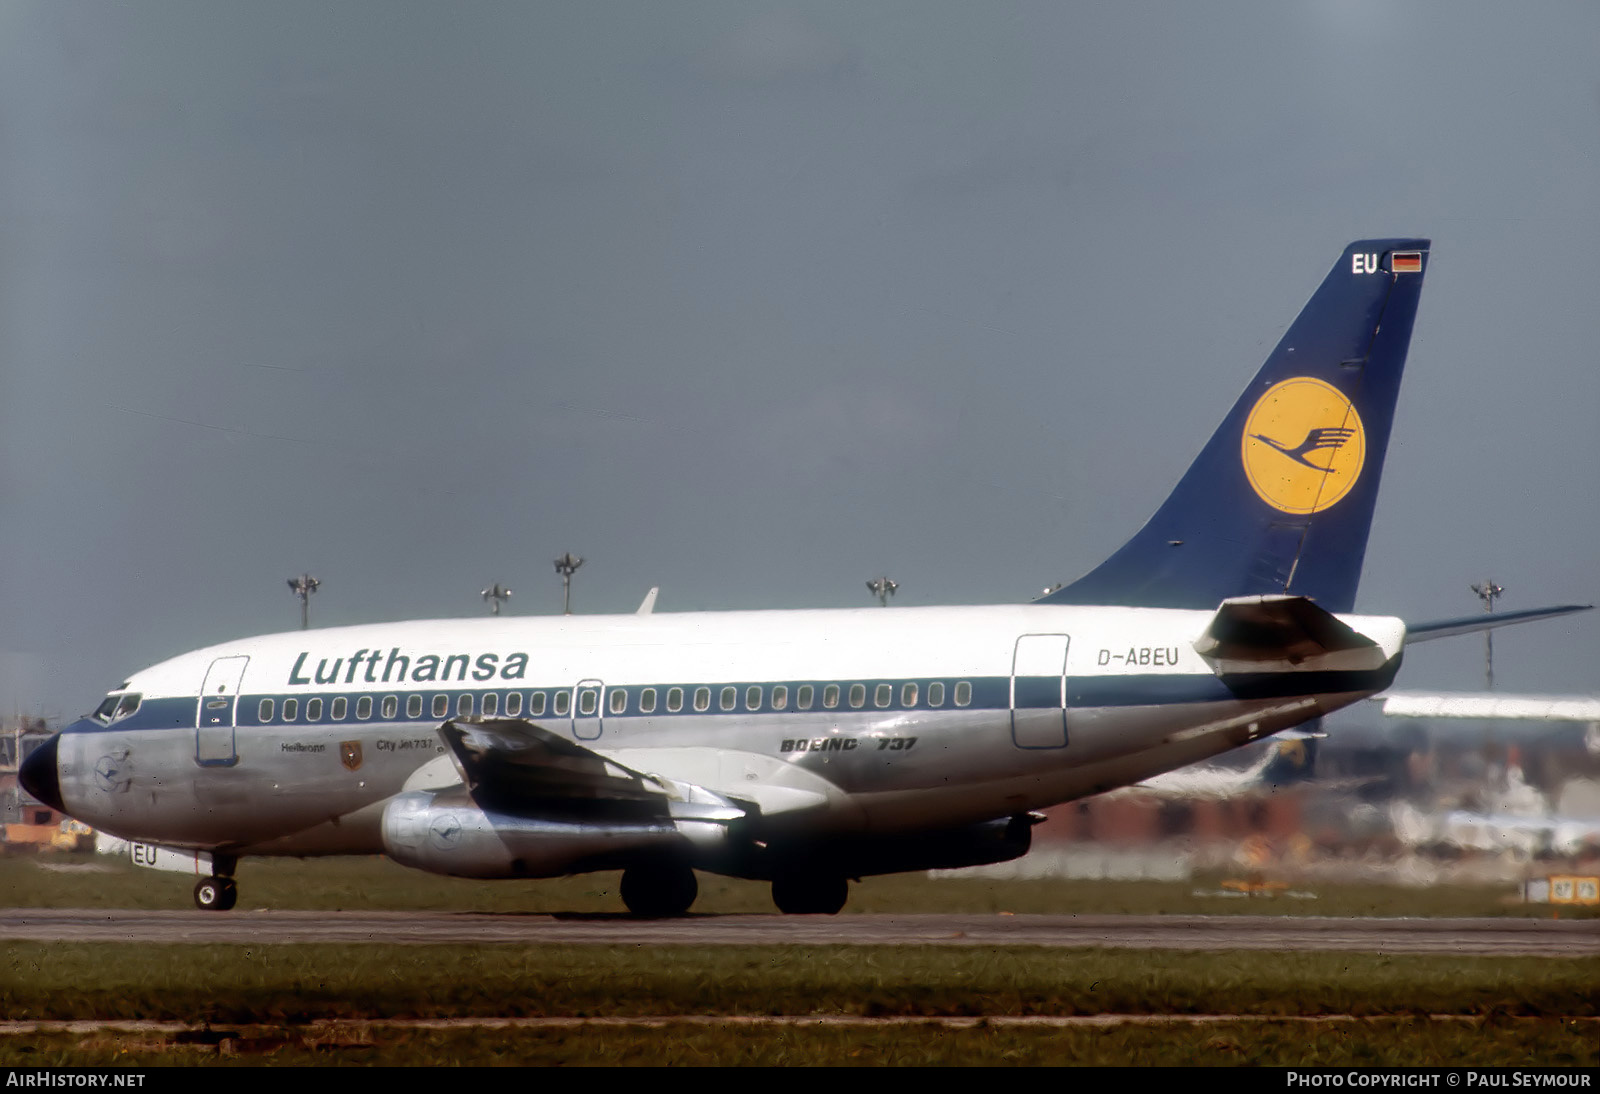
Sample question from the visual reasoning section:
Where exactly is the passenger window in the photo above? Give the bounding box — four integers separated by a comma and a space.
902, 683, 918, 707
432, 694, 449, 718
406, 694, 422, 718
482, 693, 499, 717
554, 691, 571, 716
356, 696, 373, 720
381, 696, 397, 718
823, 684, 839, 709
457, 694, 474, 717
771, 685, 788, 711
927, 682, 945, 707
639, 688, 656, 714
609, 689, 627, 714
283, 698, 299, 721
531, 691, 547, 716
745, 686, 761, 711
955, 681, 972, 707
258, 698, 275, 722
796, 685, 813, 710
505, 692, 523, 717
332, 697, 347, 720
874, 684, 891, 708
667, 687, 684, 713
307, 698, 323, 721
693, 687, 710, 712
849, 684, 866, 709
720, 686, 736, 711
579, 690, 597, 716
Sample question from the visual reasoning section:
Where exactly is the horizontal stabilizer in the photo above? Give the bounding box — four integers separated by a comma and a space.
1376, 691, 1600, 721
1195, 595, 1381, 668
1404, 603, 1593, 644
439, 718, 744, 824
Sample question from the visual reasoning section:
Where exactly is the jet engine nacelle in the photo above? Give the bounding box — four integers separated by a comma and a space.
380, 789, 693, 879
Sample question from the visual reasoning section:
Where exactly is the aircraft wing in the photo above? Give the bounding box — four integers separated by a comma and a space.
1404, 603, 1593, 644
438, 718, 746, 824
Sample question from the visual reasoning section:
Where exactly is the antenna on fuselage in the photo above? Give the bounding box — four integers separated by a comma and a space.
287, 573, 320, 630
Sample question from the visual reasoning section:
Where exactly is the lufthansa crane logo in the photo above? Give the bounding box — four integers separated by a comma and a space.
1241, 377, 1365, 514
428, 813, 463, 849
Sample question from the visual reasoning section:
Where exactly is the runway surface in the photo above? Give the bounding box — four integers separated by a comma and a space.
3, 909, 1595, 956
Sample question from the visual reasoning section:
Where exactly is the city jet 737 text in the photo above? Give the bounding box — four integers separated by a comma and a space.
22, 239, 1590, 914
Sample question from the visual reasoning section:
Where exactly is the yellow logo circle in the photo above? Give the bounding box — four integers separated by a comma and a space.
1240, 377, 1365, 514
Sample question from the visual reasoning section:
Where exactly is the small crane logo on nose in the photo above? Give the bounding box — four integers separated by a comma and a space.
429, 814, 463, 848
94, 754, 129, 793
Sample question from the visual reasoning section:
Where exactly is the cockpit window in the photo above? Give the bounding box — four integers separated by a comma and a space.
93, 693, 143, 724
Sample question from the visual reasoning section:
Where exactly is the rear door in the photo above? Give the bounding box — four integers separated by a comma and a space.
1010, 634, 1070, 749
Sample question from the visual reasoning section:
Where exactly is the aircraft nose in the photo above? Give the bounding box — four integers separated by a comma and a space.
19, 734, 64, 813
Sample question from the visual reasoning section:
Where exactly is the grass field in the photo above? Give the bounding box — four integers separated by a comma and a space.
8, 1018, 1596, 1067
2, 942, 1595, 1066
6, 942, 1596, 1021
3, 852, 1595, 1065
8, 852, 1595, 918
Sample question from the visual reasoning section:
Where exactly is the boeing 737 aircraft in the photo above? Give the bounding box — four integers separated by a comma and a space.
20, 239, 1591, 915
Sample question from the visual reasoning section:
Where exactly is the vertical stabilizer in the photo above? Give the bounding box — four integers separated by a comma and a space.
1042, 239, 1429, 612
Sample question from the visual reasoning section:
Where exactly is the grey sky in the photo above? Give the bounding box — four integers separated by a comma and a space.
3, 1, 1596, 719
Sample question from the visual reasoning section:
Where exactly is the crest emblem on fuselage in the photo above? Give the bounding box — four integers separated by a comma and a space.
340, 741, 363, 771
1241, 377, 1365, 514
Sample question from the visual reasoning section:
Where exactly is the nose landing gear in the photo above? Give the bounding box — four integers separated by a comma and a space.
193, 876, 237, 911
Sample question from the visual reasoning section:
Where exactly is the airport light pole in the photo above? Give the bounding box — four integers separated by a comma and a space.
287, 574, 320, 630
1470, 579, 1504, 690
554, 553, 584, 615
867, 576, 898, 607
481, 582, 512, 616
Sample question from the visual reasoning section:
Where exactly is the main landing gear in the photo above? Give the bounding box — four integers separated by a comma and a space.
771, 869, 848, 915
620, 860, 699, 918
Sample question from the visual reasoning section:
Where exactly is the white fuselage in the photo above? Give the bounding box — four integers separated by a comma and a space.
52, 602, 1405, 861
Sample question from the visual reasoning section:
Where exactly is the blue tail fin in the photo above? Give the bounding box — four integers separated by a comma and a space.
1042, 239, 1429, 613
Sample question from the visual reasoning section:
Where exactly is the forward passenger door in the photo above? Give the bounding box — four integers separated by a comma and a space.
196, 656, 249, 766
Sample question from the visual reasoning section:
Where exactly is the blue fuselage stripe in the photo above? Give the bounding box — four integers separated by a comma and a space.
64, 664, 1399, 738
